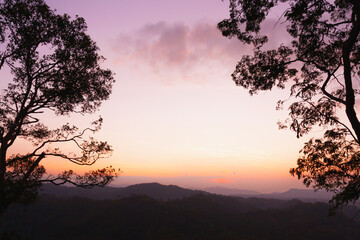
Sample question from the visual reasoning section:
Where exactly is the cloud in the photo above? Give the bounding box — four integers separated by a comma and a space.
111, 21, 250, 84
111, 19, 290, 84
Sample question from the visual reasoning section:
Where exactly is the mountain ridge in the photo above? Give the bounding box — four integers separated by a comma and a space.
40, 182, 335, 202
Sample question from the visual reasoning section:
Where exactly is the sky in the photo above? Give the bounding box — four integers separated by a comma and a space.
7, 0, 317, 193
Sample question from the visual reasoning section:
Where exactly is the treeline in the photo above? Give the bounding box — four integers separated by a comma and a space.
1, 193, 360, 240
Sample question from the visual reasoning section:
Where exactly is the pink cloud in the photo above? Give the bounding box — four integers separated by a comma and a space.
111, 20, 289, 84
148, 23, 189, 66
111, 21, 249, 84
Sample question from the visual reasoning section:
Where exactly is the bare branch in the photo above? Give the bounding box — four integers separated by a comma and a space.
321, 66, 345, 105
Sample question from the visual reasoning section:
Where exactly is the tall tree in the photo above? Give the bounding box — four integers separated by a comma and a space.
218, 0, 360, 210
0, 0, 116, 215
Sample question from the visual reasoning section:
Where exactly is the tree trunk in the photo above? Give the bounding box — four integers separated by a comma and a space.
343, 9, 360, 142
0, 144, 7, 218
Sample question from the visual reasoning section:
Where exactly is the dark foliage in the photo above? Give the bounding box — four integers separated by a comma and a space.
0, 0, 117, 216
1, 194, 360, 240
219, 0, 360, 210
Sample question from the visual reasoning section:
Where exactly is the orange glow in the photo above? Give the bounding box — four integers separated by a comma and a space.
213, 178, 231, 184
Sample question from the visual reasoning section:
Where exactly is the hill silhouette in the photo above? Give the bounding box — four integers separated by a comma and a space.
40, 182, 204, 200
203, 186, 260, 196
119, 182, 203, 200
41, 182, 335, 203
257, 188, 334, 202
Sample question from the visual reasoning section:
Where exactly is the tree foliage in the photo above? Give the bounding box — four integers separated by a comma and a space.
0, 0, 117, 215
219, 0, 360, 210
2, 194, 360, 240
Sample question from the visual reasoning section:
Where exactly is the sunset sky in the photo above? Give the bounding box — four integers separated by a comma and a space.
8, 0, 321, 193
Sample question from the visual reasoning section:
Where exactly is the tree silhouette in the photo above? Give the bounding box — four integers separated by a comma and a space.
218, 0, 360, 210
0, 0, 117, 215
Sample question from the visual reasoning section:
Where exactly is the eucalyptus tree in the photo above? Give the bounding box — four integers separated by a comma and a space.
0, 0, 116, 215
218, 0, 360, 210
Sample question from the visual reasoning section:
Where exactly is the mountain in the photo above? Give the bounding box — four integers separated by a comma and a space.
40, 183, 309, 210
117, 182, 204, 200
40, 182, 337, 203
202, 186, 334, 202
257, 188, 334, 202
203, 186, 260, 196
40, 182, 203, 200
7, 183, 360, 239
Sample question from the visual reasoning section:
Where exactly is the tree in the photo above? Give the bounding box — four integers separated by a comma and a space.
218, 0, 360, 210
0, 0, 117, 216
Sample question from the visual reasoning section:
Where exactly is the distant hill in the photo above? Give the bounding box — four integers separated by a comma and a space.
203, 186, 260, 196
41, 183, 336, 202
40, 183, 313, 211
257, 188, 334, 202
202, 186, 334, 202
117, 182, 204, 200
40, 182, 203, 200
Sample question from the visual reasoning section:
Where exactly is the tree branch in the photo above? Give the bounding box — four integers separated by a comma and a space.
321, 66, 345, 105
304, 99, 358, 142
22, 152, 45, 182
